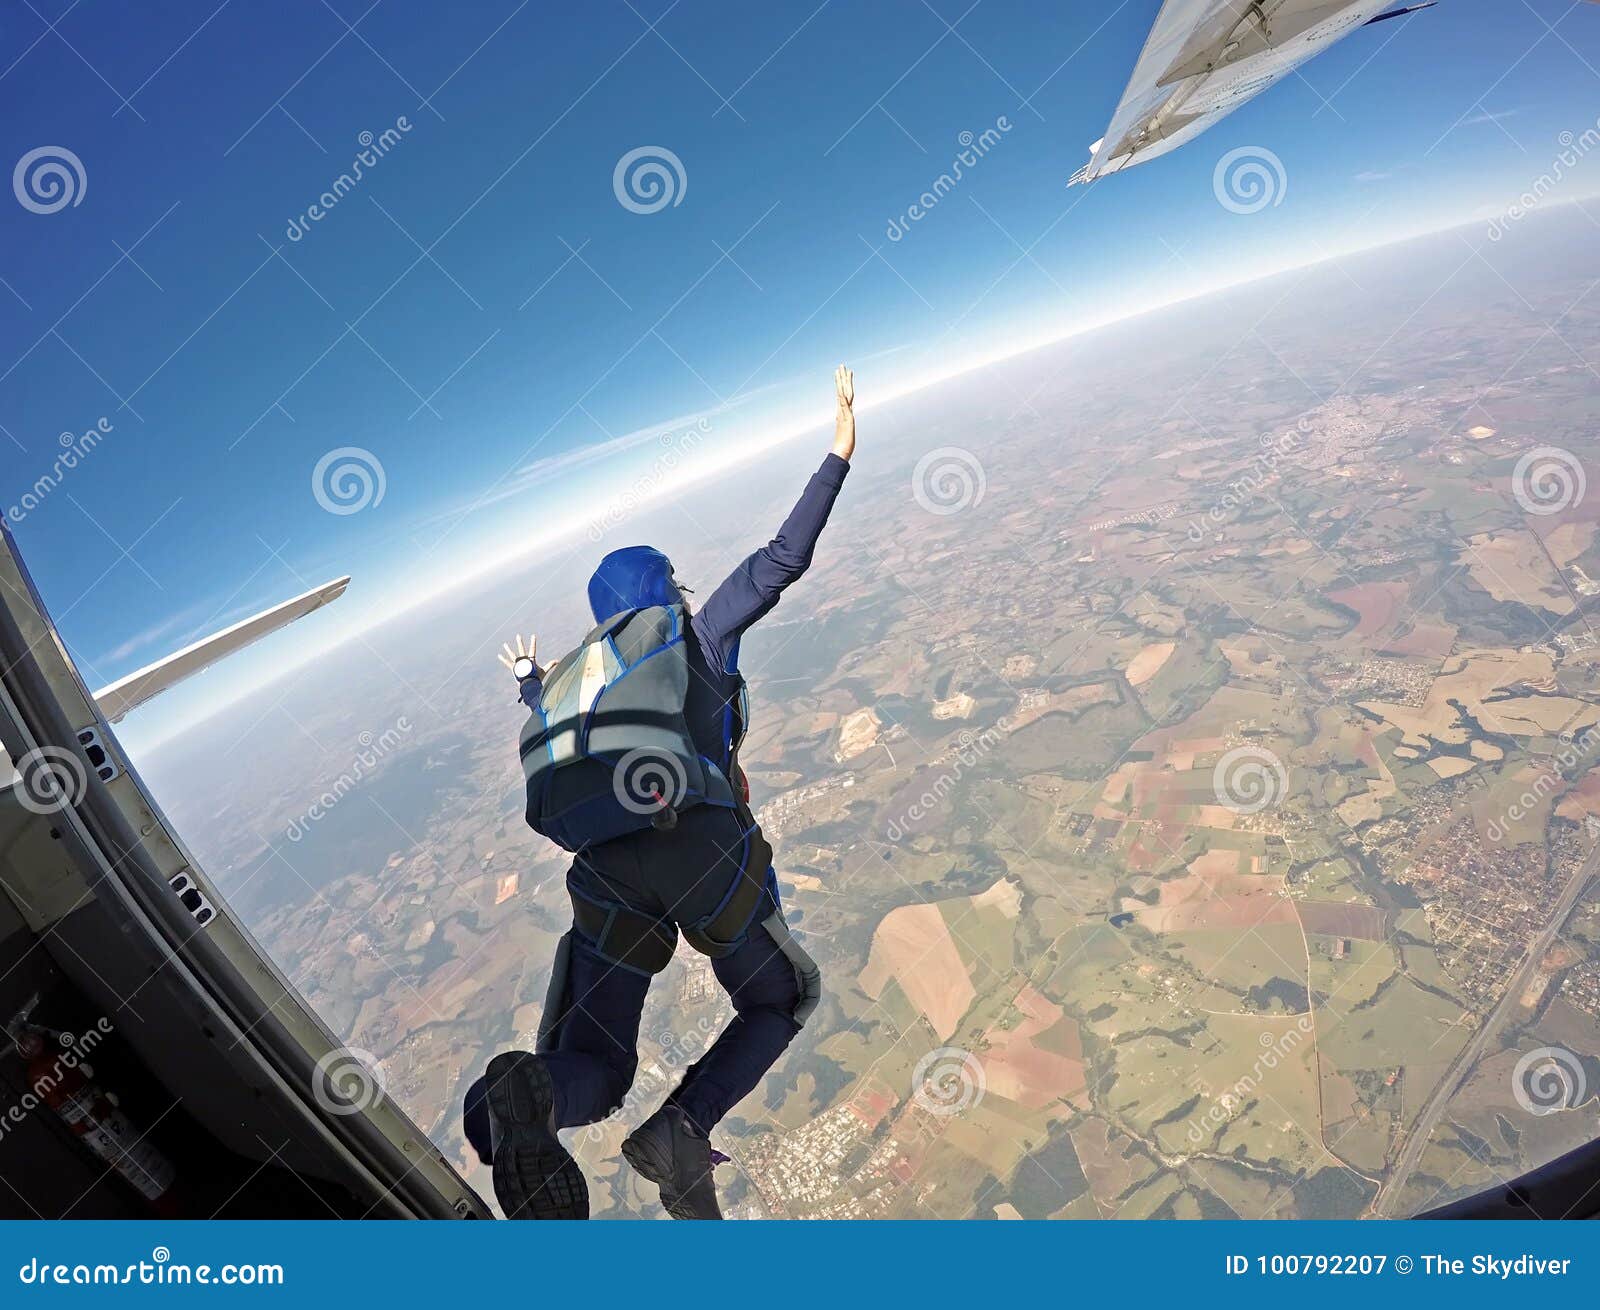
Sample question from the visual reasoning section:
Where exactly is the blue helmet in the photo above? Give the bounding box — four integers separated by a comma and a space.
588, 545, 685, 622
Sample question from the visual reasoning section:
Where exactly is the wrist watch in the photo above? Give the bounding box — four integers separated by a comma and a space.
512, 656, 537, 681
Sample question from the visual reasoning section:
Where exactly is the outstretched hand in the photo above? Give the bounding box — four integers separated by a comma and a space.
498, 633, 541, 679
832, 364, 855, 462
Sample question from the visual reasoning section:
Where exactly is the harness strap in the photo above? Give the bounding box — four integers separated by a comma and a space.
566, 824, 775, 970
681, 826, 772, 959
568, 890, 678, 975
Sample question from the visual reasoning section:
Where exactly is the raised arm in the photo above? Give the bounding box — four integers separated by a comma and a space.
692, 367, 854, 673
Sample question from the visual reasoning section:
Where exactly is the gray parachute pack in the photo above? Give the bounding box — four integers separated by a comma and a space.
518, 604, 736, 852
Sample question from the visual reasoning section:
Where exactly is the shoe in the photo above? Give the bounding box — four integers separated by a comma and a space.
484, 1051, 588, 1219
621, 1105, 723, 1220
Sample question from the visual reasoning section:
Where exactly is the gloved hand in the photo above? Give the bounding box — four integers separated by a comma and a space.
498, 633, 542, 682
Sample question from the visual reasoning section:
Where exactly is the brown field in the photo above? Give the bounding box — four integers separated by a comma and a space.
1326, 580, 1408, 640
972, 877, 1023, 918
1362, 647, 1573, 747
1539, 519, 1596, 568
1070, 1118, 1150, 1214
1126, 641, 1177, 687
1490, 693, 1600, 737
1005, 680, 1120, 733
1458, 530, 1572, 615
1131, 866, 1292, 932
1379, 620, 1456, 659
1220, 637, 1286, 681
1295, 900, 1386, 940
859, 902, 975, 1040
1331, 724, 1398, 826
1189, 848, 1248, 878
981, 983, 1088, 1110
1557, 769, 1600, 823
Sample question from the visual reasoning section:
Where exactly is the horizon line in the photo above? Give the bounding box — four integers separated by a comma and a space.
129, 189, 1600, 751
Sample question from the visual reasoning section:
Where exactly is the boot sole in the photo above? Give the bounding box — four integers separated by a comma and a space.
486, 1052, 588, 1220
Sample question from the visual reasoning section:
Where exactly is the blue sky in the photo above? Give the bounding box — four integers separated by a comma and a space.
3, 0, 1599, 740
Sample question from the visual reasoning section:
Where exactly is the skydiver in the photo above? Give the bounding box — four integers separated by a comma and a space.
462, 366, 857, 1219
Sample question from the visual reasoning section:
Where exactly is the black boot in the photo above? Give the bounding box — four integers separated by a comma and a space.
621, 1105, 723, 1220
484, 1051, 588, 1220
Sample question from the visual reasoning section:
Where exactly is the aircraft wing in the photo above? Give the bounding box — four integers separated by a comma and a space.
1072, 0, 1412, 184
91, 575, 350, 722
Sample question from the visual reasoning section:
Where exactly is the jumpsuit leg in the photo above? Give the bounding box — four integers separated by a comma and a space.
538, 929, 653, 1129
670, 919, 804, 1132
461, 1074, 493, 1164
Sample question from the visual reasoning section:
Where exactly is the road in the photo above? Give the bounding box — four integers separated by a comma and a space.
1375, 842, 1600, 1216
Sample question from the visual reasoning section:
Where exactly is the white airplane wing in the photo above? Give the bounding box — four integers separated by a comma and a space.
1072, 0, 1428, 184
91, 576, 350, 722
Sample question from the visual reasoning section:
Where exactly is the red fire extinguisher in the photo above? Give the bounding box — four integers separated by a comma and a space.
16, 1027, 182, 1217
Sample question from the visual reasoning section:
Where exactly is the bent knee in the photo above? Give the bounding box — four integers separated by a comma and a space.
602, 1052, 639, 1103
761, 921, 822, 1029
731, 954, 820, 1031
